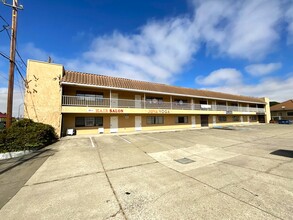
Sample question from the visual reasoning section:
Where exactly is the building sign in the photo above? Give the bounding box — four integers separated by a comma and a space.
95, 108, 124, 113
147, 109, 170, 114
226, 110, 233, 114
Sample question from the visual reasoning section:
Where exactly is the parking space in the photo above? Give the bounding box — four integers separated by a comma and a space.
0, 124, 292, 219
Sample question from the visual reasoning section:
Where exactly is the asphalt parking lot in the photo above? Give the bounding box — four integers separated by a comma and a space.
0, 124, 292, 219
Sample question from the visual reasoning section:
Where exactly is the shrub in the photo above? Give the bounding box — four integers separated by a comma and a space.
0, 119, 58, 153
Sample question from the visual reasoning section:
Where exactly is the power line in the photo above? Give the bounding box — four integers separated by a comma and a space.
0, 51, 26, 82
4, 26, 27, 68
0, 71, 24, 88
0, 15, 9, 25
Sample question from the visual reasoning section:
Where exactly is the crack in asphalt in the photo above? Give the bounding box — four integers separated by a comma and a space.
91, 137, 128, 220
24, 171, 104, 186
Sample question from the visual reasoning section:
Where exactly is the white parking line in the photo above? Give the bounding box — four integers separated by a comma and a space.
90, 137, 96, 148
118, 136, 131, 143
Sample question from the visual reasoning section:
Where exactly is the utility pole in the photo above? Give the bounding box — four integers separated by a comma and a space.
2, 0, 23, 128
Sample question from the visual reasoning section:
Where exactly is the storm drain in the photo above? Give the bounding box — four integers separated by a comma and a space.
175, 158, 195, 164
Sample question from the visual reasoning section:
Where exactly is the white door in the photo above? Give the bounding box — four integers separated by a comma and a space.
240, 116, 243, 123
110, 116, 118, 133
135, 116, 142, 131
191, 116, 196, 128
135, 95, 141, 108
213, 116, 217, 125
247, 116, 250, 123
111, 93, 118, 108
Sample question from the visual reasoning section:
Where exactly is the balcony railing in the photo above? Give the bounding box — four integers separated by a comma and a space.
62, 95, 265, 113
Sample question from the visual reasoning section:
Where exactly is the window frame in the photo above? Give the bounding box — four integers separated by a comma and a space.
287, 112, 293, 116
75, 117, 103, 127
146, 116, 164, 124
175, 116, 188, 124
218, 116, 227, 122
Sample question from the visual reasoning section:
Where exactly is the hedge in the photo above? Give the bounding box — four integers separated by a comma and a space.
0, 119, 58, 153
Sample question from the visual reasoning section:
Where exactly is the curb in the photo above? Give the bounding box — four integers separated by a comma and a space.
0, 150, 35, 160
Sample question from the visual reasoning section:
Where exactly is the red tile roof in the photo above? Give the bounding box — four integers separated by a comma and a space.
270, 100, 293, 111
0, 112, 6, 118
62, 70, 266, 103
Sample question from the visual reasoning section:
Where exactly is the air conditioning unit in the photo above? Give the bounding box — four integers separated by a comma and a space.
98, 127, 104, 134
66, 129, 76, 136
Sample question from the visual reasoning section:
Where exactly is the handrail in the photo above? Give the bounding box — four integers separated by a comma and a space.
62, 95, 265, 113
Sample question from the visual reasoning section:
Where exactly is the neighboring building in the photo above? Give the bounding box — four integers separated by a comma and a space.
0, 112, 6, 122
270, 100, 293, 121
24, 60, 271, 137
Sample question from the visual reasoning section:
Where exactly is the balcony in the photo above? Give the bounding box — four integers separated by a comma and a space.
62, 95, 265, 113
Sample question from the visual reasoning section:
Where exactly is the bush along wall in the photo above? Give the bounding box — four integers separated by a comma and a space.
0, 119, 58, 153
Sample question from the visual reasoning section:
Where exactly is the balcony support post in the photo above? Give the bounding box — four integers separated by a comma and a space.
191, 99, 194, 110
109, 89, 112, 108
170, 96, 172, 109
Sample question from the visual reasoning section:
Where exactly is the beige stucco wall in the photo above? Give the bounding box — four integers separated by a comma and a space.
62, 114, 260, 135
24, 60, 63, 136
263, 97, 271, 123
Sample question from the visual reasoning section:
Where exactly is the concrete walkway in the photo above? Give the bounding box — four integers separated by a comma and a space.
0, 124, 292, 219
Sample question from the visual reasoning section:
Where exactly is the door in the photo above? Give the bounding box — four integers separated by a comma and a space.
212, 116, 216, 125
200, 115, 209, 127
191, 116, 196, 128
135, 95, 141, 108
111, 93, 118, 108
135, 116, 142, 131
258, 115, 265, 123
110, 116, 118, 133
240, 116, 243, 123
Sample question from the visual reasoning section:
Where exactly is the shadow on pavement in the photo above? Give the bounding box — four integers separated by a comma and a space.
0, 147, 56, 209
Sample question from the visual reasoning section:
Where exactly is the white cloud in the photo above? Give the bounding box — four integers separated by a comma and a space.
196, 68, 242, 86
285, 3, 293, 44
21, 43, 50, 62
193, 0, 282, 60
0, 87, 24, 117
66, 17, 199, 83
197, 68, 293, 102
62, 0, 291, 84
245, 62, 282, 76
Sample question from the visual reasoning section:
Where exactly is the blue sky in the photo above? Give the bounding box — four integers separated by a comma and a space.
0, 0, 293, 115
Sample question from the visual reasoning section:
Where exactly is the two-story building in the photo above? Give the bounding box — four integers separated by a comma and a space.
24, 60, 271, 136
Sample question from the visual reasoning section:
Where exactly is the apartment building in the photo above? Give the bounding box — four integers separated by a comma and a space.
24, 60, 271, 136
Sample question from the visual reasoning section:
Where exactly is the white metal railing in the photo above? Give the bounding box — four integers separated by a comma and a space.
62, 95, 265, 113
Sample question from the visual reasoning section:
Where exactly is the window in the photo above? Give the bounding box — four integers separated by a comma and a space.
217, 101, 226, 106
200, 100, 208, 104
250, 116, 257, 121
146, 97, 163, 104
174, 99, 188, 104
147, 116, 164, 124
175, 116, 188, 124
233, 116, 240, 122
218, 116, 227, 122
76, 91, 103, 101
75, 117, 103, 127
85, 117, 95, 126
287, 112, 293, 116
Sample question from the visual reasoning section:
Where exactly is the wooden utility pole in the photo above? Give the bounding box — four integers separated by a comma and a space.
5, 0, 20, 128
